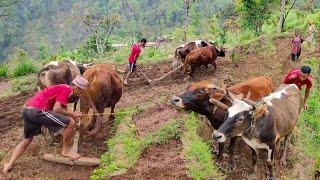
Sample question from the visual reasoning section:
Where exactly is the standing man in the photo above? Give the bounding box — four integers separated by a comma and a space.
3, 76, 89, 174
284, 65, 313, 109
291, 30, 304, 61
124, 38, 147, 86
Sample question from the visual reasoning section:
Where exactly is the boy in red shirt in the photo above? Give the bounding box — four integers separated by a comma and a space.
284, 65, 313, 109
3, 76, 89, 174
124, 38, 147, 85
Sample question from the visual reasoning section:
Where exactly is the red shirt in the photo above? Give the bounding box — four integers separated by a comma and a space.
27, 84, 72, 111
128, 43, 141, 64
284, 69, 313, 90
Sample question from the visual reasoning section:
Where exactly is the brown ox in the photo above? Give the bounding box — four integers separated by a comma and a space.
173, 40, 212, 68
182, 45, 225, 79
171, 76, 272, 162
212, 84, 302, 179
80, 64, 123, 136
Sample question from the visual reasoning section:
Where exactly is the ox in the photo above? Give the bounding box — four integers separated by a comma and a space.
80, 64, 123, 136
37, 59, 92, 110
182, 45, 225, 79
173, 40, 212, 68
171, 76, 272, 162
212, 84, 302, 179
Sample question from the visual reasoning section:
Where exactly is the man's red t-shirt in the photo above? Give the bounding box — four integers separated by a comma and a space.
27, 84, 72, 111
284, 69, 313, 90
128, 43, 141, 64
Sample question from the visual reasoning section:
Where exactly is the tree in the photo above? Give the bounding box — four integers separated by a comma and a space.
0, 0, 21, 19
236, 0, 273, 34
83, 13, 121, 56
183, 0, 195, 42
277, 0, 296, 33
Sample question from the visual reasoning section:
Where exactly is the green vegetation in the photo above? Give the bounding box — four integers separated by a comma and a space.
13, 60, 38, 77
0, 151, 6, 162
91, 108, 182, 180
181, 113, 223, 180
11, 75, 37, 93
0, 64, 9, 78
297, 57, 320, 170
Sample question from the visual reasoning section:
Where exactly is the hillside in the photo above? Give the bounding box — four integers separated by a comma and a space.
0, 0, 232, 61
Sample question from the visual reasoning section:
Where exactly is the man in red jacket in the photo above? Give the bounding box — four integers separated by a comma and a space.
3, 76, 88, 174
124, 38, 147, 85
284, 65, 313, 109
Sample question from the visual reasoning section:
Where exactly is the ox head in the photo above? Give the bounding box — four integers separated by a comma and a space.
171, 81, 226, 117
215, 46, 226, 57
77, 62, 93, 74
212, 93, 268, 143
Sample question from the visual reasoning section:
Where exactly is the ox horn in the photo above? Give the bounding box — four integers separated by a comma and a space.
209, 98, 229, 110
243, 98, 256, 106
246, 91, 251, 99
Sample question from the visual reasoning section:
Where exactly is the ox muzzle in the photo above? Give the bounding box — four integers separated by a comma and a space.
212, 130, 227, 143
170, 96, 185, 108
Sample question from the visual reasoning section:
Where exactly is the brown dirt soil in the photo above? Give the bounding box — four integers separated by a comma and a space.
0, 37, 318, 179
133, 104, 178, 137
110, 140, 191, 180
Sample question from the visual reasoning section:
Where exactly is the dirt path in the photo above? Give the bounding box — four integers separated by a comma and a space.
0, 37, 317, 179
111, 140, 190, 180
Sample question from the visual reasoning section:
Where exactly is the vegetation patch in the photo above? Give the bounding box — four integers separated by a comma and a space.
91, 108, 182, 180
0, 64, 9, 78
296, 57, 320, 171
0, 151, 6, 162
181, 113, 223, 180
11, 75, 37, 94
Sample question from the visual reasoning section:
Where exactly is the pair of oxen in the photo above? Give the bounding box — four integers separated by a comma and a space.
171, 76, 303, 179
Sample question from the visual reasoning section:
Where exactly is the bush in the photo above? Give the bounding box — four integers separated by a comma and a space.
0, 64, 9, 78
13, 60, 38, 77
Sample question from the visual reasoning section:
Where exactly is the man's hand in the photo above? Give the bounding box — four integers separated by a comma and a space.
304, 102, 309, 110
71, 112, 82, 120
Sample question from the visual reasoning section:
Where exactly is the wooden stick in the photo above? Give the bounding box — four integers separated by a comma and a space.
153, 64, 183, 83
136, 66, 152, 83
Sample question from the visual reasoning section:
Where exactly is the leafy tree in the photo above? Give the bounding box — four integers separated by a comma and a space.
236, 0, 274, 34
0, 0, 21, 19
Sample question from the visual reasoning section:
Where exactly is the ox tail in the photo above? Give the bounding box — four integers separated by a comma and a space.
86, 80, 110, 136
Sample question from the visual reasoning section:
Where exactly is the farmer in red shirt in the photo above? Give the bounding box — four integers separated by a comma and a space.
284, 65, 313, 109
124, 38, 147, 85
3, 76, 88, 174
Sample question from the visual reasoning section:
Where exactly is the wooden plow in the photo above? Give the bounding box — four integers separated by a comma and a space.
43, 122, 100, 167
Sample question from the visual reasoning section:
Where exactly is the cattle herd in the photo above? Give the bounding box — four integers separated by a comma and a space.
37, 40, 304, 179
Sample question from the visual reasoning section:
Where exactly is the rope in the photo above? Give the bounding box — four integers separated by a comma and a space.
81, 111, 131, 116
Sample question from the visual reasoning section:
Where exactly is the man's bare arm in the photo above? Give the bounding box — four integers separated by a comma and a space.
53, 102, 74, 117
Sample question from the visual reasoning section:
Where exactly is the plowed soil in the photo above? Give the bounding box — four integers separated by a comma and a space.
0, 37, 318, 179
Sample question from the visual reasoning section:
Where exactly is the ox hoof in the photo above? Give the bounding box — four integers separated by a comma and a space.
268, 176, 275, 180
280, 158, 287, 166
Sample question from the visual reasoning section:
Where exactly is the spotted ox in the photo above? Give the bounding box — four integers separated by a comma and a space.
171, 76, 272, 161
173, 40, 212, 68
212, 84, 303, 179
37, 59, 92, 110
80, 64, 123, 136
